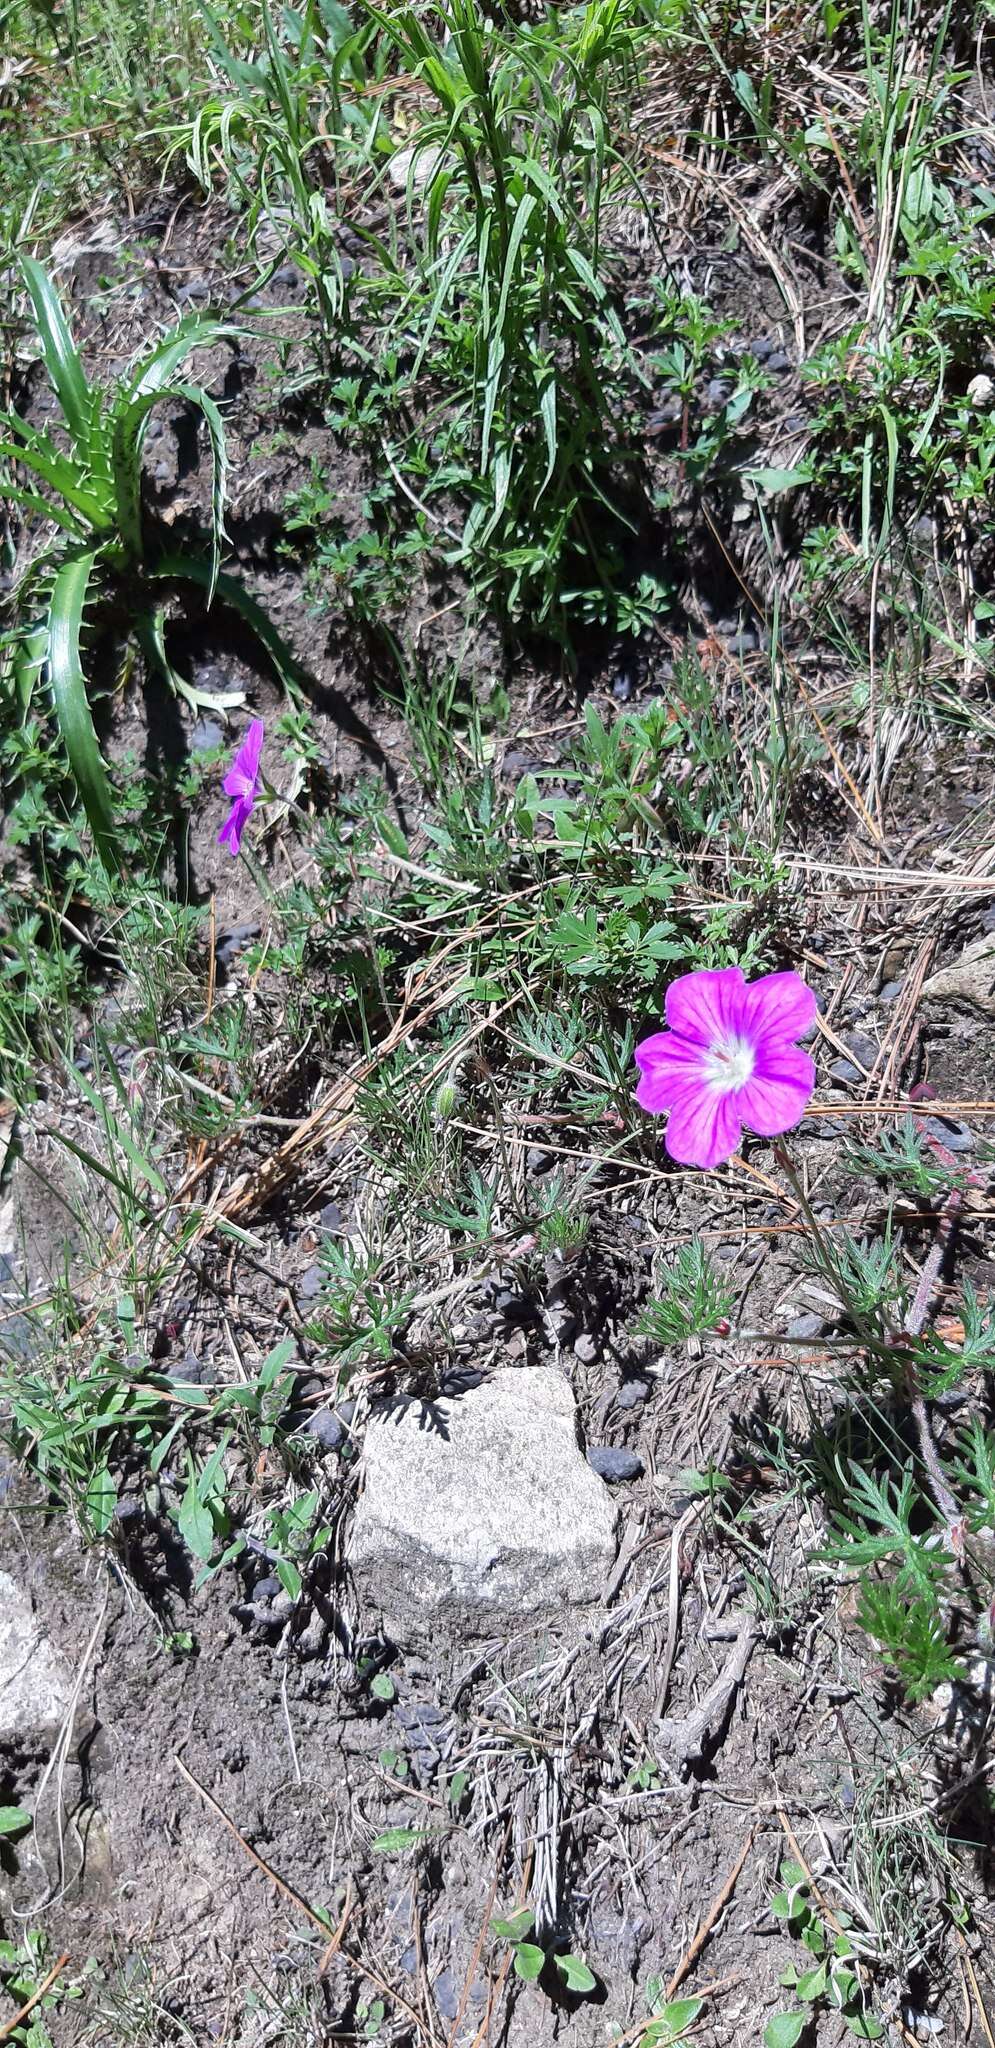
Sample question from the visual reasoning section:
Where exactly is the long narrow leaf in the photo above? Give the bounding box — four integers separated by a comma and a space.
135, 605, 245, 711
46, 553, 119, 872
125, 317, 240, 405
11, 625, 47, 719
171, 382, 228, 603
0, 479, 84, 536
151, 557, 307, 703
21, 258, 93, 458
70, 1049, 167, 1197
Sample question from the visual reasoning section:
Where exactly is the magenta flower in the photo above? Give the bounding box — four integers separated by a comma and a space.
217, 718, 264, 857
634, 966, 817, 1169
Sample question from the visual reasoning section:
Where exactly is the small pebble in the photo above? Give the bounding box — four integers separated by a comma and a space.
304, 1407, 344, 1450
787, 1312, 823, 1340
433, 1970, 460, 2021
253, 1575, 282, 1602
924, 1116, 973, 1154
191, 716, 224, 753
880, 978, 905, 1002
396, 1701, 446, 1741
298, 1262, 323, 1301
440, 1365, 484, 1395
828, 1057, 861, 1085
588, 1447, 644, 1483
166, 1350, 212, 1384
492, 1285, 526, 1317
766, 350, 790, 371
573, 1332, 600, 1365
844, 1032, 879, 1067
617, 1377, 651, 1410
725, 629, 759, 658
215, 921, 260, 969
319, 1200, 342, 1233
526, 1147, 556, 1175
706, 377, 731, 405
748, 336, 775, 359
502, 748, 541, 777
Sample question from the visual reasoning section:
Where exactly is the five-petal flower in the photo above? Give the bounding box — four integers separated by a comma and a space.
634, 965, 817, 1169
217, 718, 265, 857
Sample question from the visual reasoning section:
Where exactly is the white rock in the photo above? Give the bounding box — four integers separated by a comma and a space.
922, 932, 995, 1016
967, 373, 995, 408
348, 1367, 618, 1641
0, 1571, 73, 1744
387, 143, 448, 193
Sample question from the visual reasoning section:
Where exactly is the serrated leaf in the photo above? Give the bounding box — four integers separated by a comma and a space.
21, 258, 94, 456
134, 605, 244, 712
171, 383, 228, 602
151, 557, 307, 704
46, 551, 119, 873
124, 315, 240, 405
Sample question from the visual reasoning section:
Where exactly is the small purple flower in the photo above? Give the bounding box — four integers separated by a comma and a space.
217, 718, 264, 857
634, 965, 817, 1170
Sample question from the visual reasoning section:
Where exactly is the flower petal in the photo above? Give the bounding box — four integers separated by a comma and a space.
222, 718, 265, 801
634, 1031, 708, 1113
736, 1046, 816, 1137
662, 1083, 742, 1169
741, 970, 817, 1048
664, 966, 747, 1048
218, 796, 250, 855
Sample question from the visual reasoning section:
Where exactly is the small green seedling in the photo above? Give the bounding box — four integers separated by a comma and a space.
766, 1861, 883, 2044
491, 1909, 596, 1993
624, 1983, 703, 2046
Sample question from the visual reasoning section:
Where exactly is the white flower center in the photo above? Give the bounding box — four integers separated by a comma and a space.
702, 1033, 755, 1093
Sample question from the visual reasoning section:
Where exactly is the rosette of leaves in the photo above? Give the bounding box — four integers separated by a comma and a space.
0, 259, 303, 870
